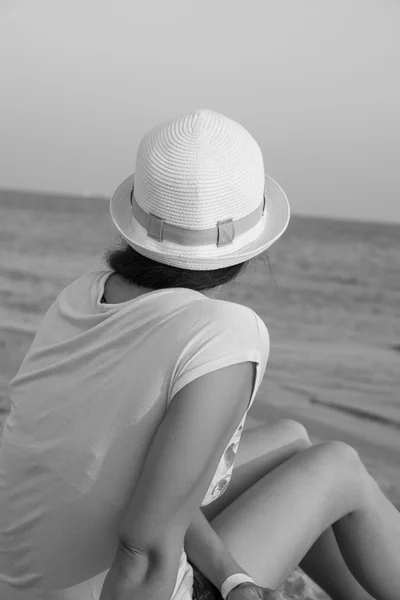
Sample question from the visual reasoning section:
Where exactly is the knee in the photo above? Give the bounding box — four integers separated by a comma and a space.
277, 419, 311, 447
318, 440, 361, 463
312, 441, 365, 484
297, 441, 371, 515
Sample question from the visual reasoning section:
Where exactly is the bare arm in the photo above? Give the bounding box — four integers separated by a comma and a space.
100, 361, 257, 600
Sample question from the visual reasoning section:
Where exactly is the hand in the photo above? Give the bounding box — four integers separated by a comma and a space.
226, 582, 284, 600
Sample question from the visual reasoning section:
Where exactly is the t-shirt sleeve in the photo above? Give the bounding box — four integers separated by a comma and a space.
168, 301, 270, 412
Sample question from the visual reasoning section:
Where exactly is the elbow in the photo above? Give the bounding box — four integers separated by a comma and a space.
117, 528, 185, 568
117, 515, 188, 560
118, 537, 148, 559
114, 539, 152, 584
104, 538, 183, 599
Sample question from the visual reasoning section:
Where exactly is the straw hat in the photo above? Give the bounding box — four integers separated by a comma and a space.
110, 109, 290, 270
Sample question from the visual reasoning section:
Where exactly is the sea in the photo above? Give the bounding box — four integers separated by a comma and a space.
1, 187, 400, 434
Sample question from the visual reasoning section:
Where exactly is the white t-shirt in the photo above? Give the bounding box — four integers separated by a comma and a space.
0, 270, 270, 599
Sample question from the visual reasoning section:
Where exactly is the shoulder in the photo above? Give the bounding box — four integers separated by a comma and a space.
173, 296, 270, 364
178, 295, 261, 330
175, 295, 269, 345
195, 297, 269, 344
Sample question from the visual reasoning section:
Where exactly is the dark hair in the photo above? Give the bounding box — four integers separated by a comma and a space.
102, 235, 266, 293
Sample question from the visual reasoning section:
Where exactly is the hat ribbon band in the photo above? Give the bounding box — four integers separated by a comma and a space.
130, 186, 266, 247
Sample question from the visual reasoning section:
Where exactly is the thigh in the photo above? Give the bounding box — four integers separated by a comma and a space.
201, 418, 311, 523
208, 442, 363, 590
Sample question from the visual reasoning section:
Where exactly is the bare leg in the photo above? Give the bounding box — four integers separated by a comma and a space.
206, 438, 400, 600
299, 526, 376, 600
203, 420, 374, 600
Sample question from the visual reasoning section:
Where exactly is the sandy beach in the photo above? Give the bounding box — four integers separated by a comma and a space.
1, 190, 400, 599
1, 191, 399, 509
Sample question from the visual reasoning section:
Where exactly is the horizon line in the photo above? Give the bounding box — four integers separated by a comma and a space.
1, 185, 399, 228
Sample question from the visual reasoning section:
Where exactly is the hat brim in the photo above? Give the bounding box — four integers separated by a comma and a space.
110, 173, 290, 270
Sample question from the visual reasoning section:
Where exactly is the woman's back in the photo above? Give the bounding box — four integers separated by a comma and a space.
0, 269, 269, 596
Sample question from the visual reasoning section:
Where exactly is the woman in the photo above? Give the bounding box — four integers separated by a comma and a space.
0, 109, 399, 600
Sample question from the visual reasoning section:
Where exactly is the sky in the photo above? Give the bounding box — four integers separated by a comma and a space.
0, 0, 399, 223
